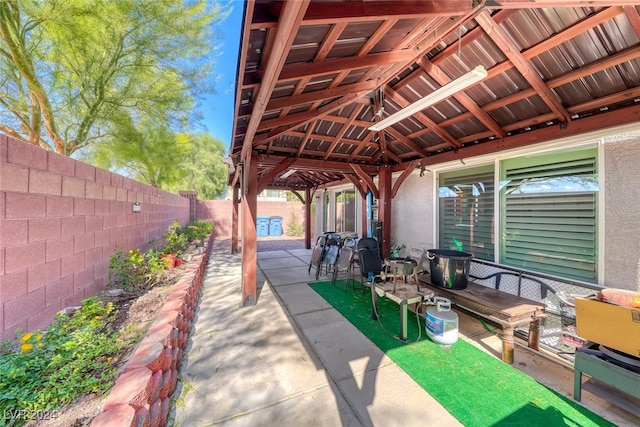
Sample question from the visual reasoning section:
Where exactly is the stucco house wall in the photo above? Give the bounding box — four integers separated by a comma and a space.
323, 125, 640, 292
0, 136, 190, 341
390, 172, 436, 251
603, 131, 640, 290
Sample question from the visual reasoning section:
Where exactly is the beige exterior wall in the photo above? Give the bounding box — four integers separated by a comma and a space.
603, 131, 640, 290
324, 125, 640, 292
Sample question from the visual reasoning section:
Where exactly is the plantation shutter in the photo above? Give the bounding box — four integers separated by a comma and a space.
500, 148, 598, 282
439, 165, 495, 261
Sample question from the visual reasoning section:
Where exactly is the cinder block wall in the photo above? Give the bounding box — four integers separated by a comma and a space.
197, 200, 309, 237
0, 136, 189, 341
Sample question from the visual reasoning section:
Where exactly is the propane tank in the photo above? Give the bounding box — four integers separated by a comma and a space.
425, 297, 459, 345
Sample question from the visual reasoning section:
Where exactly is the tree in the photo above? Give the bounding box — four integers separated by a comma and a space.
0, 0, 223, 155
167, 132, 228, 199
89, 128, 228, 198
89, 117, 186, 188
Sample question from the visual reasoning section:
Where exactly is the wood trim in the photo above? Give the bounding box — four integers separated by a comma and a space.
391, 160, 419, 199
350, 164, 379, 199
241, 0, 310, 159
257, 157, 295, 193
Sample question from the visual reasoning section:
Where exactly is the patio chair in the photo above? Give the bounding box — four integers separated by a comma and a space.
353, 238, 380, 291
406, 247, 426, 291
321, 236, 341, 275
342, 235, 359, 280
308, 235, 327, 280
331, 246, 354, 290
357, 246, 385, 289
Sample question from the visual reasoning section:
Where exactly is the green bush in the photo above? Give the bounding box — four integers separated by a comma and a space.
108, 247, 165, 292
179, 220, 213, 243
0, 298, 132, 425
162, 220, 189, 256
286, 210, 303, 236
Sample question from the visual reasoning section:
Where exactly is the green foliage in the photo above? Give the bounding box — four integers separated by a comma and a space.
0, 298, 132, 424
0, 0, 227, 155
180, 220, 214, 243
90, 119, 188, 188
108, 247, 165, 292
109, 220, 212, 292
286, 210, 304, 237
164, 133, 229, 198
162, 220, 189, 256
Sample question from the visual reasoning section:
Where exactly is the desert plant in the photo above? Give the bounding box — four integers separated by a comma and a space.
286, 210, 304, 236
179, 220, 213, 243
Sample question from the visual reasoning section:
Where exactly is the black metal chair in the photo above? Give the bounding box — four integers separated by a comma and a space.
357, 247, 384, 290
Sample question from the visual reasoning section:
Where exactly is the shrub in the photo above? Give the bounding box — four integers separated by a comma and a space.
108, 247, 165, 292
286, 210, 303, 236
179, 220, 213, 243
162, 220, 189, 256
0, 298, 132, 424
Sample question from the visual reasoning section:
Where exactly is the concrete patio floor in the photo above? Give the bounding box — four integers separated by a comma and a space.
171, 237, 639, 426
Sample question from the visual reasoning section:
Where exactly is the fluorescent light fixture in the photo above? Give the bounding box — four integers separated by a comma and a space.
281, 169, 296, 179
368, 65, 488, 132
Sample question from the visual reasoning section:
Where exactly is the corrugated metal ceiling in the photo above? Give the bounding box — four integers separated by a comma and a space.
231, 1, 640, 192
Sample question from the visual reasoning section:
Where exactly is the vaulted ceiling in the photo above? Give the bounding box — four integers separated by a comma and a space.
230, 1, 640, 193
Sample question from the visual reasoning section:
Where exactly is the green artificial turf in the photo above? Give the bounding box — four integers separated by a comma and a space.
308, 280, 613, 427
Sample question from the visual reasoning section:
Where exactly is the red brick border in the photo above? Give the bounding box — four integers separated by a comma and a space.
91, 232, 212, 427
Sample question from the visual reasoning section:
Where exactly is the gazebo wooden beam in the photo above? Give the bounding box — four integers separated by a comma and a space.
351, 164, 379, 200
240, 0, 310, 159
391, 160, 419, 199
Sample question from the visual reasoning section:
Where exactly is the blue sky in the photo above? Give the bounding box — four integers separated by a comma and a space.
201, 1, 243, 152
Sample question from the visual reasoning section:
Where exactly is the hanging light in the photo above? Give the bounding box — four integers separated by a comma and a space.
368, 65, 488, 132
281, 169, 296, 178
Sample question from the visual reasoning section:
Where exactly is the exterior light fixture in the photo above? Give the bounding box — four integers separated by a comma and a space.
132, 202, 141, 213
281, 169, 296, 179
368, 65, 488, 132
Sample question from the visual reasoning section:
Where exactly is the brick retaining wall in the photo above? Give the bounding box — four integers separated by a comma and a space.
91, 232, 212, 426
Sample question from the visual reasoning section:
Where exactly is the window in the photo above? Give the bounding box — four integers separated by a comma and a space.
335, 190, 356, 232
439, 165, 495, 261
437, 147, 599, 283
500, 148, 598, 282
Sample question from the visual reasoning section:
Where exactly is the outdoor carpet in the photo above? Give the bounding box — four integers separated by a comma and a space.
308, 280, 613, 427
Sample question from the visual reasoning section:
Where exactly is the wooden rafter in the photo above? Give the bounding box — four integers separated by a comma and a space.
475, 10, 570, 124
233, 2, 640, 194
350, 164, 379, 199
383, 86, 461, 148
418, 57, 507, 138
257, 157, 296, 193
345, 174, 367, 198
251, 1, 472, 27
240, 0, 310, 159
391, 160, 419, 198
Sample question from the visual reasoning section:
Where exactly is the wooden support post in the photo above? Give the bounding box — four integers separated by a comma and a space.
241, 154, 258, 306
305, 188, 312, 249
378, 166, 392, 258
231, 185, 239, 253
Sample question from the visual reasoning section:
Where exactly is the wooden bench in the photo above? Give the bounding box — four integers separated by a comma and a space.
418, 275, 546, 364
